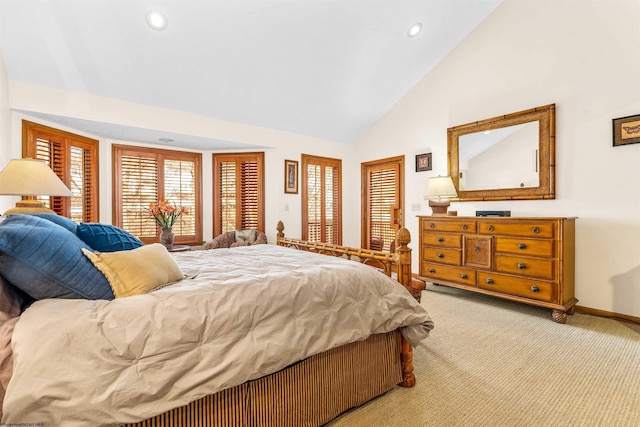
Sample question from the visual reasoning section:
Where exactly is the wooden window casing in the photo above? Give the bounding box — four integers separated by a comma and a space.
22, 120, 99, 222
301, 154, 342, 244
113, 145, 202, 245
361, 156, 404, 252
212, 152, 265, 236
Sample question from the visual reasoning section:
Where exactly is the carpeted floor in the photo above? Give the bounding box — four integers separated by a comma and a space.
328, 284, 640, 427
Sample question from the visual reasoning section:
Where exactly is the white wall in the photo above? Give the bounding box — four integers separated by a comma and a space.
0, 51, 11, 214
355, 0, 640, 317
4, 81, 358, 245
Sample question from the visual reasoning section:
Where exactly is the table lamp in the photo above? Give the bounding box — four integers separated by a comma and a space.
424, 176, 458, 216
0, 158, 72, 215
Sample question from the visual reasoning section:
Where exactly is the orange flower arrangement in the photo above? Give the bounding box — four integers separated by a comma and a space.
148, 200, 189, 229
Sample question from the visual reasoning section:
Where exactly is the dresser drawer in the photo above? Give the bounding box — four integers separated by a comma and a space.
478, 221, 555, 238
422, 263, 476, 287
478, 272, 554, 302
423, 232, 461, 249
495, 255, 554, 280
422, 219, 477, 233
423, 247, 461, 266
495, 237, 554, 257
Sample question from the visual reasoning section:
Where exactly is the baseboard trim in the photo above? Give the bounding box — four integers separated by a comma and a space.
573, 305, 640, 325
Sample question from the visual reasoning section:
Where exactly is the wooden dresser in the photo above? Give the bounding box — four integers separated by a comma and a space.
418, 216, 577, 323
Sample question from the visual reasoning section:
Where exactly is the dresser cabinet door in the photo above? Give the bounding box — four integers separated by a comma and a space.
462, 236, 493, 269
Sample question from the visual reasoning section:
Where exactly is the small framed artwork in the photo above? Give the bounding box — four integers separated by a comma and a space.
613, 114, 640, 147
284, 159, 298, 194
415, 153, 432, 172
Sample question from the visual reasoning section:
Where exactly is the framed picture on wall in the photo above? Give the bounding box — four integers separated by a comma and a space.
284, 159, 298, 194
415, 153, 432, 172
613, 114, 640, 147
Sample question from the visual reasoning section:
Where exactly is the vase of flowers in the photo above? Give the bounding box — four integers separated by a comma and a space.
148, 200, 189, 249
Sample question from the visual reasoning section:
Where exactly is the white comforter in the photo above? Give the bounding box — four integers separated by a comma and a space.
2, 245, 434, 426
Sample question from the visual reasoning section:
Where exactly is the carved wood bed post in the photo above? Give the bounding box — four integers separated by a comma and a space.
276, 220, 285, 245
395, 226, 416, 387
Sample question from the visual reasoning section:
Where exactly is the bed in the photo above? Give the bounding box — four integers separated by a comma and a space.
0, 215, 434, 426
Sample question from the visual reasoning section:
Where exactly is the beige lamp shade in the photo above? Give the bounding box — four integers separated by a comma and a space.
424, 176, 458, 216
0, 158, 72, 215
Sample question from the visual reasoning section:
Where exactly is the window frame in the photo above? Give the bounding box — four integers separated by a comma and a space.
112, 144, 203, 246
22, 120, 99, 222
212, 152, 265, 236
361, 155, 405, 252
301, 154, 342, 244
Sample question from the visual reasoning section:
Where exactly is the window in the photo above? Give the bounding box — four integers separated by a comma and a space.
22, 120, 99, 222
213, 152, 264, 235
301, 154, 342, 244
362, 156, 404, 252
113, 145, 202, 245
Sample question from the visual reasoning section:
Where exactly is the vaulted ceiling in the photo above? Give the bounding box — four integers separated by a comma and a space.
0, 0, 502, 149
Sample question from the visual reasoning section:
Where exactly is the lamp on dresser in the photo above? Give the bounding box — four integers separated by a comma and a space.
424, 175, 457, 216
0, 158, 72, 216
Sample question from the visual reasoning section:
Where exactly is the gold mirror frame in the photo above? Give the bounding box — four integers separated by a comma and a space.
448, 104, 555, 201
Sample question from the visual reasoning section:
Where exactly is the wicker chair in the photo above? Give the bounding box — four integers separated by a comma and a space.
205, 229, 268, 250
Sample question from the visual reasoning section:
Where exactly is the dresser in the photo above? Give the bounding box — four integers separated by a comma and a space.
418, 216, 577, 323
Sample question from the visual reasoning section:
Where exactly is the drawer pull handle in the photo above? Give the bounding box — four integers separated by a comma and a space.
429, 268, 435, 274
531, 286, 540, 293
517, 263, 526, 270
438, 237, 444, 242
461, 273, 468, 279
430, 223, 436, 228
487, 225, 494, 231
462, 224, 468, 230
532, 227, 540, 233
474, 246, 480, 253
486, 278, 494, 285
518, 243, 526, 250
437, 253, 444, 259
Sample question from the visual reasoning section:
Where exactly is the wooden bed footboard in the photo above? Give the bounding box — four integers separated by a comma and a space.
275, 220, 418, 388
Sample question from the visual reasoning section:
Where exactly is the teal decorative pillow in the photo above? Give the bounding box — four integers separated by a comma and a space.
76, 223, 144, 252
235, 229, 257, 244
32, 212, 78, 233
0, 215, 113, 300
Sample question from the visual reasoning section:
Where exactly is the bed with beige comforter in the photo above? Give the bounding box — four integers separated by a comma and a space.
2, 244, 433, 426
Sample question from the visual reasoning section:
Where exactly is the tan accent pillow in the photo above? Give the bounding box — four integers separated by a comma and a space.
81, 244, 184, 298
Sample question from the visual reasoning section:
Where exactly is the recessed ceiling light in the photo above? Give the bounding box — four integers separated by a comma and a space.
146, 11, 168, 31
407, 23, 422, 38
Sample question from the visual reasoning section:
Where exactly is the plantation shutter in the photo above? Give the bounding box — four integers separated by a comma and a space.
218, 161, 237, 234
24, 121, 98, 222
240, 160, 259, 229
113, 145, 202, 245
213, 153, 264, 236
164, 160, 196, 236
302, 155, 342, 244
120, 154, 159, 238
368, 166, 399, 252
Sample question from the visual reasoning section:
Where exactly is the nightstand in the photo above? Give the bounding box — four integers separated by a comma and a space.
168, 245, 190, 253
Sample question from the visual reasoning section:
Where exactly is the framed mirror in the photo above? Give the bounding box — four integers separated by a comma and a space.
448, 104, 555, 201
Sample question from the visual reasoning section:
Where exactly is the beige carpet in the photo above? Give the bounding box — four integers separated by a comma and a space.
328, 284, 640, 427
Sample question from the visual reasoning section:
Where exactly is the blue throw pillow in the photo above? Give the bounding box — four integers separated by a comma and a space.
0, 215, 114, 300
32, 212, 78, 233
76, 223, 144, 252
